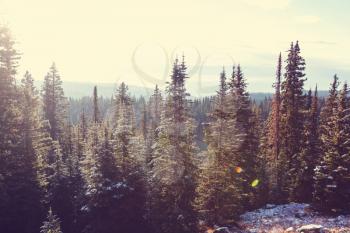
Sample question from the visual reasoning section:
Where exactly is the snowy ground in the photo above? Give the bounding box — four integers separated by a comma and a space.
237, 203, 350, 233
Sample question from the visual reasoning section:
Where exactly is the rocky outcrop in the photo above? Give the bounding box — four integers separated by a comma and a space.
296, 224, 324, 233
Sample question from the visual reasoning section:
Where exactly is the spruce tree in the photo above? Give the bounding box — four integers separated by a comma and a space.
112, 82, 148, 232
42, 63, 67, 141
266, 53, 283, 202
150, 57, 198, 233
253, 104, 269, 207
80, 125, 124, 233
40, 208, 62, 233
92, 86, 100, 123
81, 83, 148, 233
0, 27, 44, 233
149, 85, 162, 137
145, 85, 163, 165
34, 119, 73, 233
295, 86, 320, 202
228, 64, 260, 209
79, 109, 88, 142
195, 69, 244, 226
279, 41, 306, 202
313, 77, 350, 213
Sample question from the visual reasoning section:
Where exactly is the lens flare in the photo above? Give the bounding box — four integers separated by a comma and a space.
235, 166, 243, 173
251, 179, 260, 187
206, 227, 215, 233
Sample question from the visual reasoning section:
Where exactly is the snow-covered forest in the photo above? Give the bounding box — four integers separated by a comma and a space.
0, 25, 349, 233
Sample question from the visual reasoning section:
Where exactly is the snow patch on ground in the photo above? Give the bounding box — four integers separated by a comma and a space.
238, 203, 350, 232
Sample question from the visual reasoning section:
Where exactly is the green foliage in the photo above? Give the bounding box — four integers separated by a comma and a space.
195, 69, 245, 225
279, 41, 307, 202
42, 63, 67, 141
40, 208, 62, 233
149, 57, 198, 233
313, 78, 350, 213
0, 26, 349, 233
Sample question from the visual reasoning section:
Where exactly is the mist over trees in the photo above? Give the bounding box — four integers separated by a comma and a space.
0, 26, 349, 233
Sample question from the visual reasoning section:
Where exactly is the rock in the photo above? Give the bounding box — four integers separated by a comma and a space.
295, 211, 307, 218
285, 227, 294, 232
213, 226, 250, 233
297, 224, 324, 233
213, 227, 231, 233
266, 204, 277, 209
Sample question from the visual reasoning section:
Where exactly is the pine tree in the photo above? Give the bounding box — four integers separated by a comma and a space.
149, 85, 162, 137
313, 77, 350, 213
252, 104, 270, 207
16, 71, 46, 232
313, 76, 339, 212
34, 119, 74, 232
279, 41, 306, 202
228, 64, 260, 209
195, 69, 244, 226
140, 102, 148, 141
150, 57, 198, 233
266, 53, 283, 202
112, 83, 148, 232
0, 25, 21, 188
42, 63, 67, 141
79, 109, 88, 142
40, 208, 62, 233
145, 85, 163, 165
113, 82, 132, 128
335, 82, 350, 212
0, 27, 44, 233
80, 83, 148, 233
113, 83, 135, 168
92, 86, 100, 123
80, 125, 124, 233
295, 86, 320, 202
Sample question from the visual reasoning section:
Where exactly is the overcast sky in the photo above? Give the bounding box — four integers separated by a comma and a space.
1, 0, 349, 94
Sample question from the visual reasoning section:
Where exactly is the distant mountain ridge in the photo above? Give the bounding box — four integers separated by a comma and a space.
34, 80, 154, 98
34, 80, 329, 101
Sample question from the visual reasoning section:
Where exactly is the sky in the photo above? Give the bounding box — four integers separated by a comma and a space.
0, 0, 349, 95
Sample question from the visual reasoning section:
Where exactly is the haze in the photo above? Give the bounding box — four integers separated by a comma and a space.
1, 0, 349, 95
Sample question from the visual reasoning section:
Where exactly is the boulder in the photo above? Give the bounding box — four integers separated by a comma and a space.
212, 226, 248, 233
265, 204, 277, 209
297, 224, 324, 233
213, 227, 231, 233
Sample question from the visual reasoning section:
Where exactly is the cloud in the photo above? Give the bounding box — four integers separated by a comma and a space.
240, 0, 291, 10
295, 15, 321, 24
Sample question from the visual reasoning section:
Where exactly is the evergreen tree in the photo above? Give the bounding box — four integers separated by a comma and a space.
313, 77, 350, 213
295, 86, 320, 202
195, 69, 244, 226
150, 57, 198, 233
42, 63, 67, 141
145, 85, 163, 165
40, 208, 62, 233
266, 53, 283, 202
79, 109, 88, 142
80, 125, 125, 233
149, 85, 162, 137
0, 27, 44, 233
253, 105, 270, 207
81, 83, 148, 233
140, 102, 148, 141
112, 83, 148, 232
279, 41, 306, 202
34, 119, 73, 233
228, 64, 260, 209
92, 86, 100, 123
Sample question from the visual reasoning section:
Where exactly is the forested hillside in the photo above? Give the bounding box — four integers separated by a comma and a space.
0, 26, 349, 233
